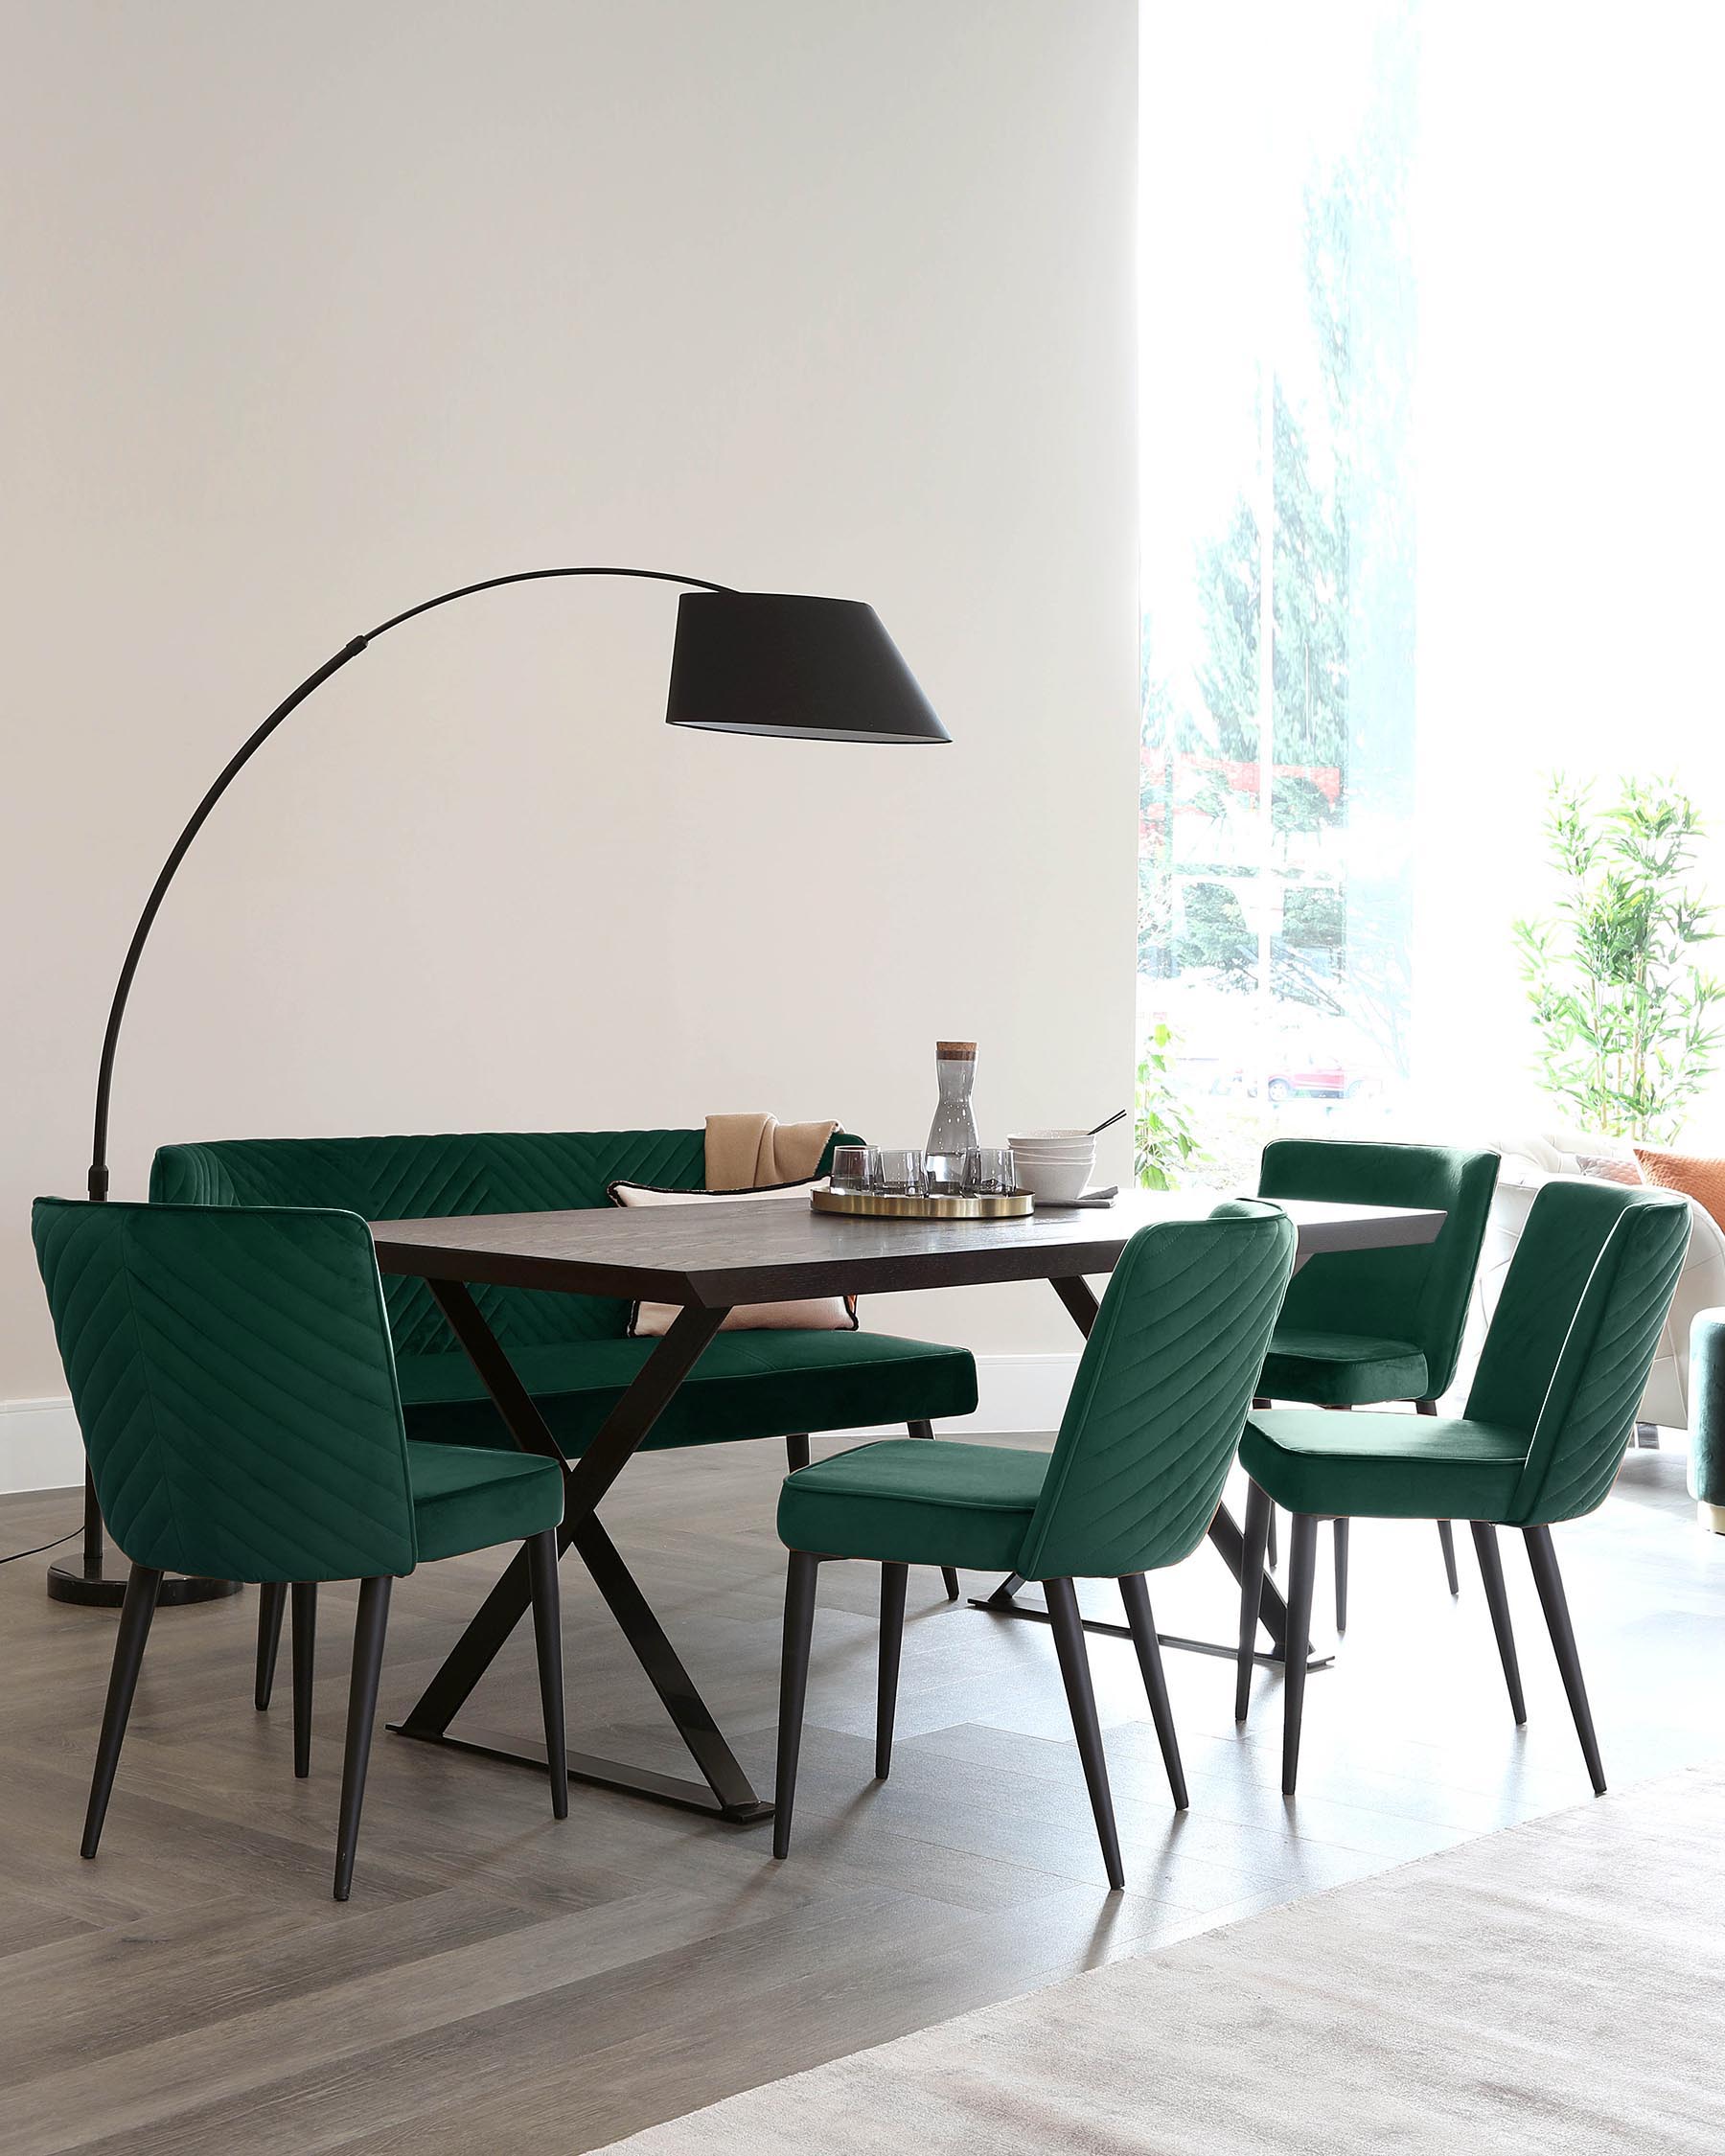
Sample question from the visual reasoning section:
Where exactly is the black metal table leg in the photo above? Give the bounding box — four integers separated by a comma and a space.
388, 1290, 772, 1823
970, 1274, 1326, 1668
1207, 1499, 1295, 1657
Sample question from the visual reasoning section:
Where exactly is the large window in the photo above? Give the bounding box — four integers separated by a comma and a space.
1138, 3, 1419, 1184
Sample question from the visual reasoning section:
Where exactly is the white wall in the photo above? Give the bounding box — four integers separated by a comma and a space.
0, 1, 1139, 1477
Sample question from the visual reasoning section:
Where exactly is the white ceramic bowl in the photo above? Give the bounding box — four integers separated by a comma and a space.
1013, 1150, 1093, 1204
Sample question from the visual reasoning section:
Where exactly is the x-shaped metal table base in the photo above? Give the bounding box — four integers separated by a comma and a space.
388, 1287, 772, 1822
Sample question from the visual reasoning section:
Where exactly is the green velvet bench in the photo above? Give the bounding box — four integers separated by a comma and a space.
149, 1128, 980, 1475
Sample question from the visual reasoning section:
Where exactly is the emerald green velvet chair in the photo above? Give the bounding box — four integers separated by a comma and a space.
1235, 1179, 1690, 1798
772, 1202, 1298, 1890
32, 1198, 568, 1901
1253, 1138, 1501, 1624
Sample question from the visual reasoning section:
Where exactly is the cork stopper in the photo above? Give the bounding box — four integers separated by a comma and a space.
935, 1041, 978, 1060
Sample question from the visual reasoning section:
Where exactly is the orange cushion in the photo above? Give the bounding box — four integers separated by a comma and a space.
1633, 1145, 1723, 1229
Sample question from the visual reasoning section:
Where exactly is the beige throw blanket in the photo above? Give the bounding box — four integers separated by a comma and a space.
705, 1113, 838, 1191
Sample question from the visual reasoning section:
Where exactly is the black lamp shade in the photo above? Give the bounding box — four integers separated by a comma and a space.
664, 591, 949, 745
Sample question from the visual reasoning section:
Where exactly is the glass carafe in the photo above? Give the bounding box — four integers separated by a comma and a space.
928, 1041, 979, 1158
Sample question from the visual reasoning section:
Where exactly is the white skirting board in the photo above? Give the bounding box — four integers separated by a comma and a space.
0, 1398, 85, 1496
953, 1352, 1077, 1441
0, 1355, 1080, 1497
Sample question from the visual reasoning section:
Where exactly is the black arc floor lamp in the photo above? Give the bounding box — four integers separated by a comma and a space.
53, 566, 949, 1607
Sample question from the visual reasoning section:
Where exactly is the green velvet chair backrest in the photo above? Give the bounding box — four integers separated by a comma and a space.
1015, 1201, 1297, 1582
33, 1197, 419, 1584
1256, 1138, 1501, 1396
1461, 1179, 1690, 1526
150, 1127, 852, 1360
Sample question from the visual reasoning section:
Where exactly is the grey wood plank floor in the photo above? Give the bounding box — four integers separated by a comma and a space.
2, 1433, 1721, 2153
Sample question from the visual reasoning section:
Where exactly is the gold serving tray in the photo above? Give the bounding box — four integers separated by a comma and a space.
812, 1188, 1035, 1221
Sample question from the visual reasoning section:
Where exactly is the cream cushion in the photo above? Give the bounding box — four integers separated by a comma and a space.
608, 1178, 859, 1337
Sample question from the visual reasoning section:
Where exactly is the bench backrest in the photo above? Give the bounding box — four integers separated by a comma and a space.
150, 1129, 844, 1355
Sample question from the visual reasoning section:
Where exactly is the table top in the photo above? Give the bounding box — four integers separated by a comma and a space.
371, 1189, 1445, 1308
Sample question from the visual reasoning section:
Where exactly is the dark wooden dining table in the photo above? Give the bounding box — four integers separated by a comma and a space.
371, 1188, 1444, 1825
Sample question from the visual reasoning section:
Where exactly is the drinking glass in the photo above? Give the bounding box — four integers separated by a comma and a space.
877, 1148, 927, 1196
925, 1152, 968, 1198
829, 1144, 878, 1195
966, 1146, 1018, 1195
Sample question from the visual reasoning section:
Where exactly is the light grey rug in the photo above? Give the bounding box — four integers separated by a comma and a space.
596, 1763, 1725, 2153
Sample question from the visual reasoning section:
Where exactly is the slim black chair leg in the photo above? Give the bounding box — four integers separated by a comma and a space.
877, 1562, 908, 1778
527, 1529, 568, 1820
773, 1549, 820, 1859
1438, 1519, 1460, 1595
1045, 1577, 1125, 1890
291, 1581, 317, 1779
1118, 1572, 1187, 1808
1251, 1398, 1276, 1576
1281, 1514, 1319, 1796
1470, 1521, 1526, 1724
908, 1421, 961, 1599
1251, 1401, 1276, 1574
1315, 1402, 1357, 1618
255, 1581, 287, 1709
1524, 1524, 1605, 1794
785, 1434, 811, 1473
1236, 1477, 1273, 1722
81, 1563, 163, 1860
333, 1576, 392, 1902
1414, 1402, 1460, 1596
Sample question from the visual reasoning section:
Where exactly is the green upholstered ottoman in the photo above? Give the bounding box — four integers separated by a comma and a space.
1689, 1308, 1725, 1533
150, 1129, 979, 1456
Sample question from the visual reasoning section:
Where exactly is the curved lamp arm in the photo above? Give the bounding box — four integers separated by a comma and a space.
87, 565, 730, 1199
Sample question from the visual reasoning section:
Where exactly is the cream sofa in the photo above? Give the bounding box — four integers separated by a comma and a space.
1466, 1132, 1725, 1432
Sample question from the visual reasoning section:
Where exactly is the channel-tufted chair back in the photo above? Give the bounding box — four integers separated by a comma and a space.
1257, 1138, 1500, 1398
1460, 1179, 1690, 1525
1015, 1201, 1296, 1582
33, 1198, 417, 1584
